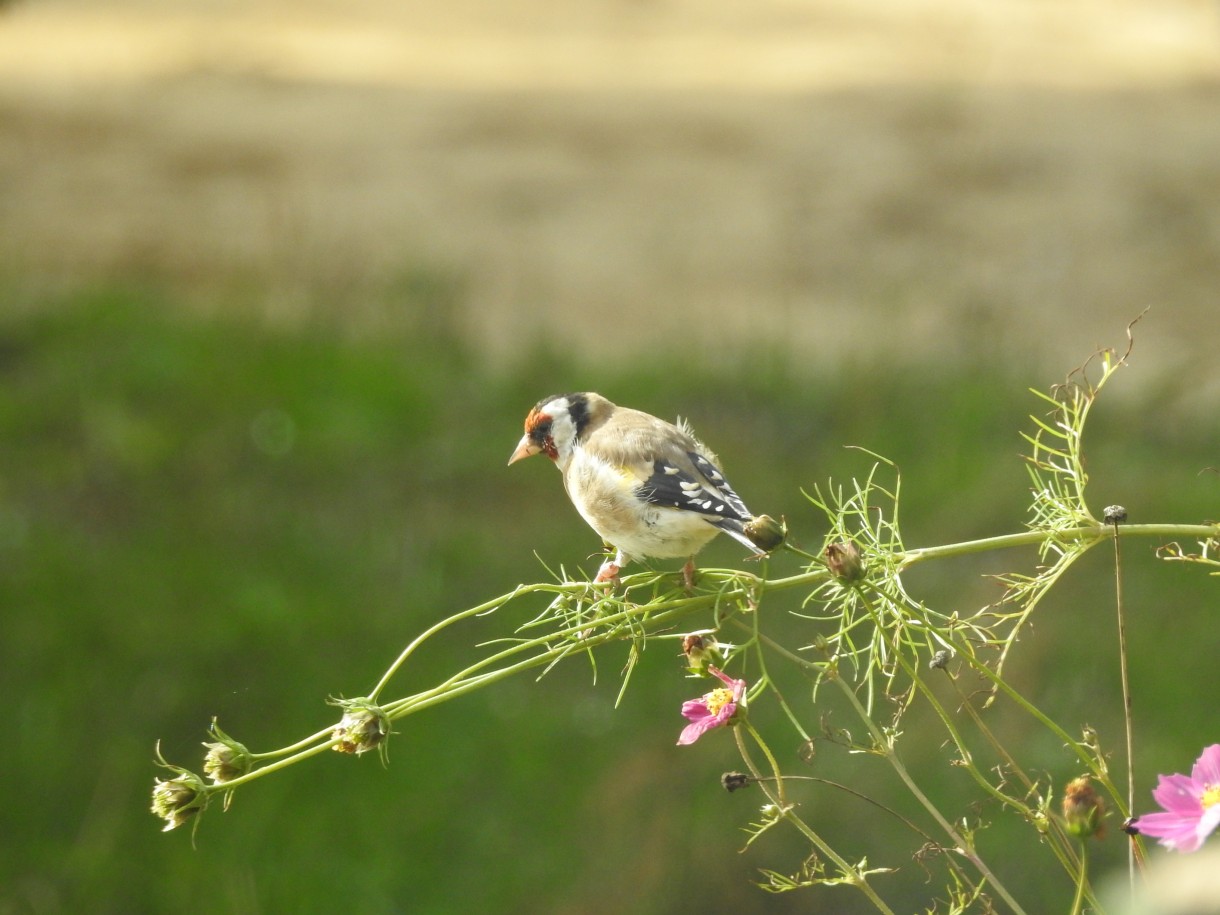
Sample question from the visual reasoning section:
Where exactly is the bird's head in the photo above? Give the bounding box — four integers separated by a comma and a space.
508, 392, 595, 467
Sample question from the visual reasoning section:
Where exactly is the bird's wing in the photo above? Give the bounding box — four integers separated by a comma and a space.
636, 450, 752, 522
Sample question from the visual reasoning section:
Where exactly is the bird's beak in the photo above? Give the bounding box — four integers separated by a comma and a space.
507, 435, 540, 465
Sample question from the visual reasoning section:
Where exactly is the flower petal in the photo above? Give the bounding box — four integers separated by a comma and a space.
1191, 744, 1220, 787
1152, 773, 1204, 815
677, 718, 717, 745
680, 699, 711, 724
1136, 810, 1205, 852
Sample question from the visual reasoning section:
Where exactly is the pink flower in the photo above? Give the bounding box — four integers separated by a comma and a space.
1133, 744, 1220, 852
677, 666, 746, 746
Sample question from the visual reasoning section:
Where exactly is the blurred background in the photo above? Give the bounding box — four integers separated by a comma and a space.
1, 0, 1218, 912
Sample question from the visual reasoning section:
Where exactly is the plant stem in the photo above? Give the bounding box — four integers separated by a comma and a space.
897, 523, 1218, 568
832, 677, 1030, 915
1111, 522, 1137, 903
733, 726, 898, 915
368, 583, 576, 700
1069, 841, 1087, 915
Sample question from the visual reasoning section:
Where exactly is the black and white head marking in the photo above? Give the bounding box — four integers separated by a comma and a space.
524, 392, 591, 461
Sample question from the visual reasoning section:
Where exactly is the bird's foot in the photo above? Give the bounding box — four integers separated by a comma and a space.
682, 559, 697, 593
594, 559, 622, 585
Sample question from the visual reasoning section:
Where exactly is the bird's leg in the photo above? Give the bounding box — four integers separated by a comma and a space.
682, 559, 697, 592
594, 549, 625, 585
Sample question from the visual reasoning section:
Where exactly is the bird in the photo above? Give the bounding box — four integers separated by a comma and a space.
508, 392, 781, 584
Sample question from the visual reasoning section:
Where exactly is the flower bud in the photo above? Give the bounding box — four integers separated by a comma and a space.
682, 633, 708, 667
824, 541, 864, 582
1063, 776, 1106, 839
744, 514, 786, 553
203, 720, 253, 784
681, 633, 725, 674
150, 769, 209, 832
330, 698, 390, 756
151, 743, 209, 832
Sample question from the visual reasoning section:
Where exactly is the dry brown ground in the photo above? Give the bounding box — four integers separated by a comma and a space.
1, 0, 1219, 385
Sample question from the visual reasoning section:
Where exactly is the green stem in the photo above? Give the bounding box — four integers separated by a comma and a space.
861, 584, 1090, 892
386, 599, 705, 718
897, 523, 1218, 568
208, 736, 340, 791
368, 582, 580, 700
939, 671, 1084, 878
248, 726, 338, 760
961, 655, 1126, 814
750, 642, 812, 744
744, 722, 788, 809
1111, 523, 1138, 903
735, 615, 1028, 914
1069, 841, 1087, 915
733, 726, 897, 915
832, 677, 1030, 915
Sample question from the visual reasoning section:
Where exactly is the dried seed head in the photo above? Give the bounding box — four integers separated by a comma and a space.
929, 649, 954, 671
721, 772, 753, 793
824, 541, 864, 582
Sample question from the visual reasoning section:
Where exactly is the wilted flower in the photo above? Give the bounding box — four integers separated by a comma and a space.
330, 698, 390, 756
677, 666, 747, 746
1063, 775, 1106, 839
1131, 744, 1220, 852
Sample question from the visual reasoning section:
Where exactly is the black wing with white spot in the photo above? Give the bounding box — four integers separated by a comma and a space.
638, 451, 752, 521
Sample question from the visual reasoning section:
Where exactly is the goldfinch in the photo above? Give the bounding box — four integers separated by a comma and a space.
508, 392, 781, 583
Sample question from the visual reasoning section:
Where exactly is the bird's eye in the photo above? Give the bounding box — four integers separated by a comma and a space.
530, 417, 553, 444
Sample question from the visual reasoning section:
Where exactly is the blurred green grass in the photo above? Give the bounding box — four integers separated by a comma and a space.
1, 290, 1214, 913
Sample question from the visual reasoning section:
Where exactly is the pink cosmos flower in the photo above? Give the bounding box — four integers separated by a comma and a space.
1134, 744, 1220, 853
677, 666, 747, 746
